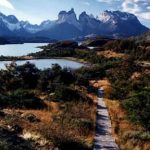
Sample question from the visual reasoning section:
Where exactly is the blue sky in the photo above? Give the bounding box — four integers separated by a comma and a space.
0, 0, 150, 27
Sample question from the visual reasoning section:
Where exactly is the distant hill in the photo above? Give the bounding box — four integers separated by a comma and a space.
0, 37, 10, 44
0, 36, 57, 44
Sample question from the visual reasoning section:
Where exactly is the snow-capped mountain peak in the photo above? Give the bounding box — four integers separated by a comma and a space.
99, 11, 112, 23
99, 10, 137, 23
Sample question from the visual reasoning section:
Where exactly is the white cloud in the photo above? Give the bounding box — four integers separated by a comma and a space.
0, 0, 14, 9
122, 0, 150, 20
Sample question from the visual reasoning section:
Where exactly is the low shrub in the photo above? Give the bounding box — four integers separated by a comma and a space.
53, 86, 78, 102
22, 113, 40, 123
0, 90, 46, 109
123, 90, 150, 131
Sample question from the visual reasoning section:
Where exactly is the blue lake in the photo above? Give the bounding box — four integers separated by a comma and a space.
0, 43, 85, 70
0, 43, 47, 56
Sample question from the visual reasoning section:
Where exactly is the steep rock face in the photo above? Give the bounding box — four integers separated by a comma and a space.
56, 8, 81, 30
79, 12, 101, 35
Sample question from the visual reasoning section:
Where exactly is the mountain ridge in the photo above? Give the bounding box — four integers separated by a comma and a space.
0, 9, 149, 40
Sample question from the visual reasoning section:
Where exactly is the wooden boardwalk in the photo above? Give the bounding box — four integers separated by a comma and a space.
93, 98, 119, 150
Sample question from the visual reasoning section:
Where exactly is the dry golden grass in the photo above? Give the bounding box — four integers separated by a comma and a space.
75, 86, 97, 132
20, 56, 34, 60
2, 100, 60, 132
89, 78, 112, 97
97, 50, 128, 59
36, 100, 96, 149
1, 88, 96, 149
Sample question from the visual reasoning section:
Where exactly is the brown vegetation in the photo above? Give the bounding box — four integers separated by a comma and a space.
97, 50, 128, 59
0, 88, 96, 150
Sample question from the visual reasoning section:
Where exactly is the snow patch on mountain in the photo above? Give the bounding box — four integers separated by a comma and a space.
0, 16, 21, 31
20, 21, 41, 33
40, 20, 55, 30
99, 10, 137, 24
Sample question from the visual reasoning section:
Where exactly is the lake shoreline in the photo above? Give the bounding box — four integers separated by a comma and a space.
0, 56, 91, 66
0, 57, 91, 70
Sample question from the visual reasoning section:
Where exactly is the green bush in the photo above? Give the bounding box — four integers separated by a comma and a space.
53, 86, 80, 102
123, 90, 150, 131
0, 90, 46, 109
